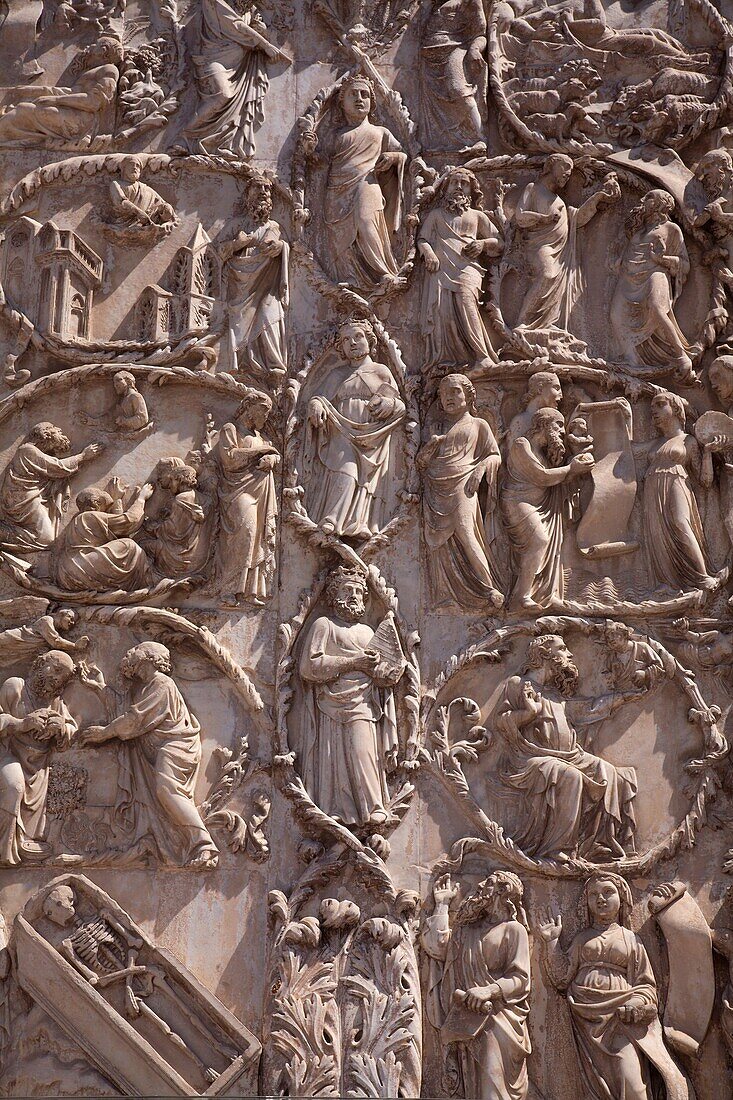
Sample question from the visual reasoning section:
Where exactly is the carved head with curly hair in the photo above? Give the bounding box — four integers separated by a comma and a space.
438, 167, 484, 213
456, 871, 528, 928
337, 74, 375, 124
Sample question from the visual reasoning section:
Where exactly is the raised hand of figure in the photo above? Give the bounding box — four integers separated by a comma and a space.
258, 452, 280, 471
601, 174, 621, 203
433, 873, 460, 907
138, 482, 155, 502
537, 907, 562, 943
77, 662, 106, 693
521, 680, 542, 717
21, 710, 50, 735
82, 442, 104, 461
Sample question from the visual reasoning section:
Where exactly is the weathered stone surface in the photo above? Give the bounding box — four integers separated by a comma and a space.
0, 1, 732, 1097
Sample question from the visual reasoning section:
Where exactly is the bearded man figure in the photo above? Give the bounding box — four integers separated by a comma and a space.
218, 172, 289, 380
0, 423, 102, 555
80, 642, 218, 869
491, 634, 637, 862
502, 407, 594, 609
421, 871, 531, 1100
418, 166, 502, 374
297, 565, 399, 830
0, 650, 78, 866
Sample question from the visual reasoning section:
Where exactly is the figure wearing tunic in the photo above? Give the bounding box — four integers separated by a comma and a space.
325, 119, 406, 288
110, 180, 173, 226
491, 675, 637, 860
501, 435, 566, 606
514, 184, 582, 330
611, 222, 692, 369
423, 413, 503, 606
54, 501, 151, 592
298, 615, 397, 827
220, 220, 290, 377
419, 206, 499, 367
306, 362, 405, 539
643, 434, 713, 592
422, 916, 531, 1100
0, 444, 85, 551
214, 423, 278, 601
147, 491, 211, 578
184, 0, 269, 159
108, 671, 216, 865
561, 924, 691, 1100
420, 0, 486, 149
0, 64, 118, 145
0, 677, 76, 866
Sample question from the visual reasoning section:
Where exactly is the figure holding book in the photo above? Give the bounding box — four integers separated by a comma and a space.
297, 565, 406, 830
421, 871, 532, 1100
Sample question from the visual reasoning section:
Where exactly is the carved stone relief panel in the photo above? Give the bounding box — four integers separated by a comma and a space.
0, 0, 732, 1097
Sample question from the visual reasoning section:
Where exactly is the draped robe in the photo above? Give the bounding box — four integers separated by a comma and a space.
564, 925, 692, 1100
325, 119, 405, 288
54, 503, 150, 592
306, 361, 405, 539
184, 0, 269, 159
491, 675, 637, 860
422, 915, 531, 1100
0, 677, 76, 866
514, 184, 581, 331
108, 671, 216, 865
422, 412, 503, 606
298, 615, 397, 827
0, 444, 84, 552
220, 220, 290, 377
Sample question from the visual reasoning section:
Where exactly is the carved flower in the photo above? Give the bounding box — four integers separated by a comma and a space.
318, 898, 361, 930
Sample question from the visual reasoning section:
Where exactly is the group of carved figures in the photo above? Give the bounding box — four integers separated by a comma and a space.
0, 627, 218, 870
420, 869, 724, 1100
0, 387, 278, 606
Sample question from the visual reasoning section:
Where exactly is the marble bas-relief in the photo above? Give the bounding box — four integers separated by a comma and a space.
0, 0, 733, 1097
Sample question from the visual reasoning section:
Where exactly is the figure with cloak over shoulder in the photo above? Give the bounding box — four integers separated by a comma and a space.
217, 171, 289, 379
538, 872, 693, 1100
512, 154, 619, 335
212, 390, 279, 606
421, 871, 532, 1100
79, 642, 219, 869
305, 318, 406, 541
297, 565, 402, 831
418, 373, 504, 610
182, 0, 291, 159
324, 74, 407, 292
0, 423, 103, 557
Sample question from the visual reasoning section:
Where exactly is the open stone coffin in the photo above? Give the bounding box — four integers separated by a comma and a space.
14, 874, 261, 1097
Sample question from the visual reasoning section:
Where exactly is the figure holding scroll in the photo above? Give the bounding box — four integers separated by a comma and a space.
538, 872, 693, 1100
298, 565, 406, 830
421, 871, 531, 1100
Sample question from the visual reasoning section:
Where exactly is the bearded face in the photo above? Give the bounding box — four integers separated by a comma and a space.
444, 182, 471, 214
331, 583, 366, 623
542, 422, 566, 466
246, 186, 273, 225
545, 651, 580, 697
455, 885, 502, 926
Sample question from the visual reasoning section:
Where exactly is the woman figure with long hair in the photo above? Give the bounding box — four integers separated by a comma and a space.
538, 872, 691, 1100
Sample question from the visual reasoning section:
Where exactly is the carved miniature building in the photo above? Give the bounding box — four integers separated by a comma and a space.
137, 224, 221, 342
1, 217, 103, 341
